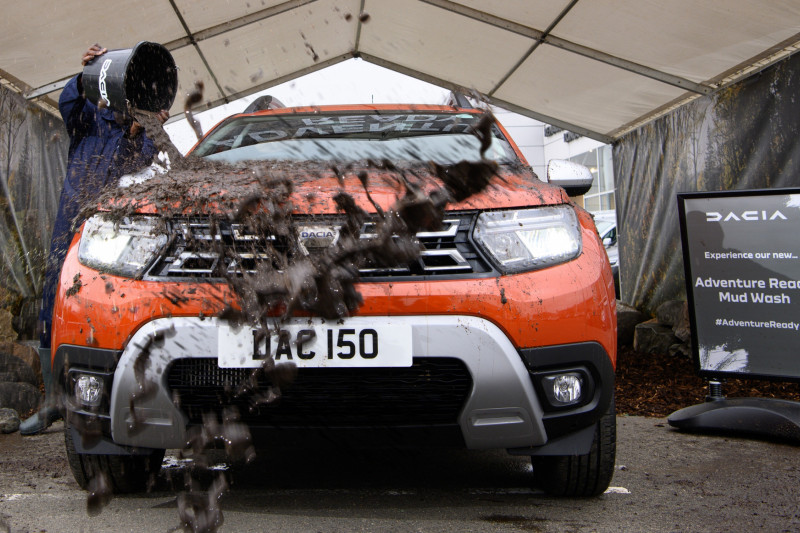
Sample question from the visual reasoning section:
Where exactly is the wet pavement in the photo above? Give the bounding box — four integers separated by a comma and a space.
1, 416, 799, 532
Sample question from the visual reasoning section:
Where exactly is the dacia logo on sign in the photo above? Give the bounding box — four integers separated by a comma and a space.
706, 210, 788, 222
297, 225, 339, 254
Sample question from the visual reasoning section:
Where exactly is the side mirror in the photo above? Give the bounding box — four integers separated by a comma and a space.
546, 160, 594, 197
602, 237, 612, 247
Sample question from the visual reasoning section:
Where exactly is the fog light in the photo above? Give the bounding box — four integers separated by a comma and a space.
75, 374, 104, 407
543, 373, 583, 406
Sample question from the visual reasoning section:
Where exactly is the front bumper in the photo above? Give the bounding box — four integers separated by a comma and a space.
56, 315, 613, 453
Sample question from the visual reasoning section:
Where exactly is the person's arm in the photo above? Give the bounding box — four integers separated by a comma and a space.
59, 44, 108, 140
58, 75, 91, 139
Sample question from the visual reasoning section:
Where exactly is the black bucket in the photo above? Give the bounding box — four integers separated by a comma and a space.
82, 41, 177, 113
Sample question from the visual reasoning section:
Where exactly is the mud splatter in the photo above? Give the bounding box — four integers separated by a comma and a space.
299, 31, 319, 62
175, 473, 227, 533
86, 471, 112, 517
305, 42, 319, 62
66, 273, 82, 297
249, 68, 264, 83
184, 407, 257, 467
183, 81, 205, 141
73, 90, 502, 524
229, 355, 298, 411
127, 326, 175, 437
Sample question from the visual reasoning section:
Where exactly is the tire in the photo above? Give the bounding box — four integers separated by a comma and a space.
64, 419, 164, 493
532, 396, 616, 497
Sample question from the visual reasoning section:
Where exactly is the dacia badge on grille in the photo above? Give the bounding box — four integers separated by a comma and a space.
297, 225, 340, 254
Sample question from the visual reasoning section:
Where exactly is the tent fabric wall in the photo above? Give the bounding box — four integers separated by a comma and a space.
614, 52, 800, 315
0, 83, 67, 330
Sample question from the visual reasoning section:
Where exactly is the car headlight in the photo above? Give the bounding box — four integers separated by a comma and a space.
473, 206, 582, 273
78, 215, 166, 277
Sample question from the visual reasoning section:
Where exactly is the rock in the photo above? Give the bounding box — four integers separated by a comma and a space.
673, 323, 692, 343
0, 309, 17, 343
0, 407, 20, 433
617, 301, 646, 347
12, 298, 40, 341
655, 300, 688, 328
634, 318, 679, 355
0, 382, 41, 416
669, 343, 692, 360
670, 303, 692, 343
0, 353, 38, 387
0, 342, 42, 386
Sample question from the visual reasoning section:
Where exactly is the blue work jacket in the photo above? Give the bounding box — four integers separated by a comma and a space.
40, 75, 159, 333
59, 74, 158, 202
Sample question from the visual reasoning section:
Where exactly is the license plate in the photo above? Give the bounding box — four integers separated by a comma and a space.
217, 318, 413, 368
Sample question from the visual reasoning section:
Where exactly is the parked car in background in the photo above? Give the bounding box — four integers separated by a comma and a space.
594, 215, 619, 298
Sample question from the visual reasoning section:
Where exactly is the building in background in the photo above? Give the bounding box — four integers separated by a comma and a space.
543, 126, 615, 215
492, 108, 547, 180
493, 109, 615, 217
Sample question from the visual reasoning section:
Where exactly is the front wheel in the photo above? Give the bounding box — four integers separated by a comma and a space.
532, 396, 616, 497
64, 419, 164, 493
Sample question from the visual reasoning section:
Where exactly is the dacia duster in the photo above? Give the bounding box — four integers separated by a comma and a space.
51, 98, 617, 497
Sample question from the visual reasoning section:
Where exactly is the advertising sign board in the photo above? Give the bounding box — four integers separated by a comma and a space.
678, 189, 800, 382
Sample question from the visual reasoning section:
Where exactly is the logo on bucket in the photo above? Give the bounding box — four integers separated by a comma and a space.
98, 59, 113, 107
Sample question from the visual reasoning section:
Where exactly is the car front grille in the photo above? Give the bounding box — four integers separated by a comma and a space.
166, 357, 473, 428
145, 212, 494, 280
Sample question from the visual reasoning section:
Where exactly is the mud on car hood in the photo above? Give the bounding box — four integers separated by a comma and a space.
109, 159, 570, 218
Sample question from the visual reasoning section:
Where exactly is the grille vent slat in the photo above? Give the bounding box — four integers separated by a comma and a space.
167, 357, 473, 427
147, 213, 494, 279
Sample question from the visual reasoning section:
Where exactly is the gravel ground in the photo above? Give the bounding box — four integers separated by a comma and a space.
2, 416, 800, 532
2, 343, 800, 531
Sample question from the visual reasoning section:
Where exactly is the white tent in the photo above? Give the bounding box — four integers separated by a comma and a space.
2, 0, 799, 142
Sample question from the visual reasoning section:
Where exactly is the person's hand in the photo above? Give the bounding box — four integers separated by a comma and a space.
82, 44, 107, 66
155, 109, 170, 124
128, 110, 169, 137
129, 121, 143, 137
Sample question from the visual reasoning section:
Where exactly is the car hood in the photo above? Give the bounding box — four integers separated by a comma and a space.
105, 159, 570, 219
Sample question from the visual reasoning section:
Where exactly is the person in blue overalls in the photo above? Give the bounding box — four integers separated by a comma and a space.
20, 43, 169, 434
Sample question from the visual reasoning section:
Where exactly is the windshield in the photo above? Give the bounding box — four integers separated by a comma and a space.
193, 111, 520, 165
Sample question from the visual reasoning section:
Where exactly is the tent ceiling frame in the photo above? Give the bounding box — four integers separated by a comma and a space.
1, 68, 60, 114
11, 0, 800, 141
358, 52, 613, 143
609, 38, 800, 139
163, 0, 319, 50
23, 0, 321, 101
353, 0, 367, 51
487, 0, 579, 96
166, 0, 227, 104
420, 0, 713, 96
195, 52, 353, 114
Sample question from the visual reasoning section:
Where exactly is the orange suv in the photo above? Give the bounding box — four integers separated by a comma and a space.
52, 99, 617, 496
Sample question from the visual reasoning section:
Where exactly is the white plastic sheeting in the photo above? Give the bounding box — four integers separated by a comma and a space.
1, 0, 799, 141
0, 84, 67, 316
